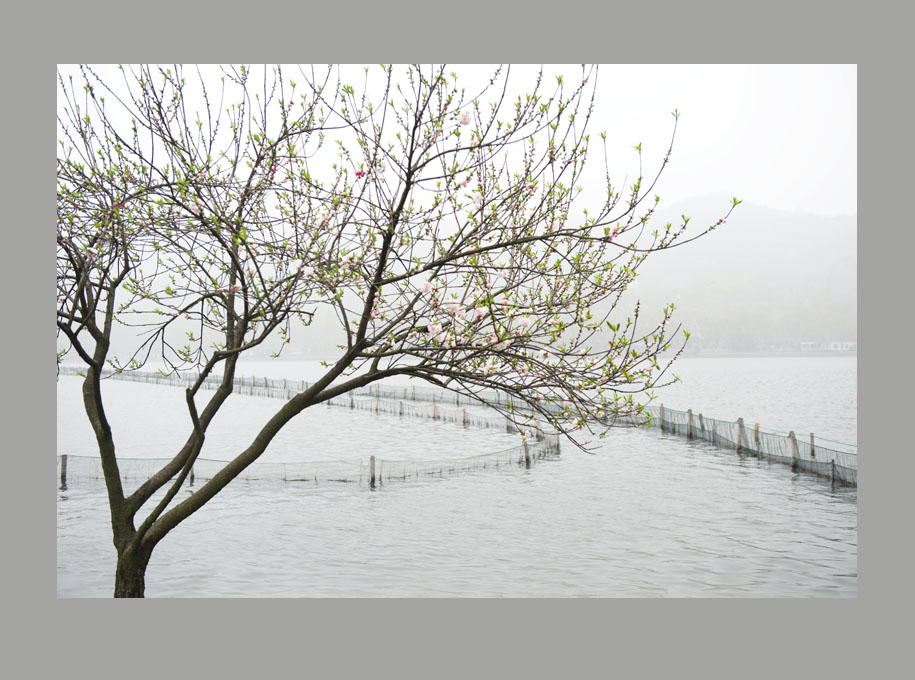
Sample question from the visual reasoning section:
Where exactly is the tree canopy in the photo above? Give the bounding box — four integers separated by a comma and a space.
56, 64, 735, 596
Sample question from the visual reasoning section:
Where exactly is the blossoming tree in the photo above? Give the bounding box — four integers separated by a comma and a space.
57, 64, 736, 596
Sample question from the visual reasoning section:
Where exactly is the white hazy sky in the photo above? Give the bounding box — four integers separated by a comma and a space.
59, 64, 857, 217
475, 64, 857, 217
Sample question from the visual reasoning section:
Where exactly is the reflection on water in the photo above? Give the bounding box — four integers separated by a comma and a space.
57, 374, 856, 598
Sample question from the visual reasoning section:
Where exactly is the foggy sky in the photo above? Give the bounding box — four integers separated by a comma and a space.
481, 64, 857, 218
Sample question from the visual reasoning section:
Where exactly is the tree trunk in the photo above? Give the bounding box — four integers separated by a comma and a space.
114, 550, 150, 598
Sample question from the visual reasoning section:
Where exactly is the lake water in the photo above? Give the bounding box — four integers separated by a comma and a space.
56, 355, 857, 597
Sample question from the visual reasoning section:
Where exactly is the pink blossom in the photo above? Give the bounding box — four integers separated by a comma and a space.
458, 112, 471, 126
301, 266, 315, 277
355, 170, 366, 178
475, 307, 486, 320
457, 173, 472, 188
422, 280, 433, 294
447, 302, 460, 316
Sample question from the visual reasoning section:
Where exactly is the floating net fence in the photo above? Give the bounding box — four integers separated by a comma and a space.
57, 365, 569, 414
58, 366, 856, 488
56, 439, 555, 492
634, 405, 857, 487
56, 366, 560, 490
58, 365, 560, 446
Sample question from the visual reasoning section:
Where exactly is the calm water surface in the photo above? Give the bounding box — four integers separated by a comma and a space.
56, 356, 857, 597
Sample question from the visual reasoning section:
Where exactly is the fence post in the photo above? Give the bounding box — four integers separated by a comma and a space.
699, 413, 705, 438
832, 459, 836, 482
189, 466, 195, 487
370, 455, 376, 488
755, 423, 760, 449
375, 397, 380, 413
737, 418, 745, 451
59, 454, 68, 489
432, 402, 437, 419
789, 431, 798, 467
687, 409, 694, 439
523, 440, 531, 468
660, 404, 665, 432
399, 401, 404, 417
810, 433, 816, 459
463, 408, 469, 427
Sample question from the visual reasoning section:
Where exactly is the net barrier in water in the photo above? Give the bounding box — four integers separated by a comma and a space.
56, 439, 554, 491
57, 366, 856, 487
631, 405, 857, 487
56, 366, 560, 489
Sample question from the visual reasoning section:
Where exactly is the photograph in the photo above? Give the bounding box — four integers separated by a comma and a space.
56, 63, 857, 598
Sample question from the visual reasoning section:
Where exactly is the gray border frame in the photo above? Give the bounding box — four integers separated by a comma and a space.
23, 0, 896, 675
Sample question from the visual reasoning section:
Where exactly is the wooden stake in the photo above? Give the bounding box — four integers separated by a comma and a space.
810, 432, 816, 459
370, 455, 376, 488
687, 409, 694, 439
59, 454, 67, 489
737, 418, 745, 451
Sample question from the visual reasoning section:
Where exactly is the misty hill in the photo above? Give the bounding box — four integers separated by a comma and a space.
613, 195, 857, 353
69, 195, 856, 364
